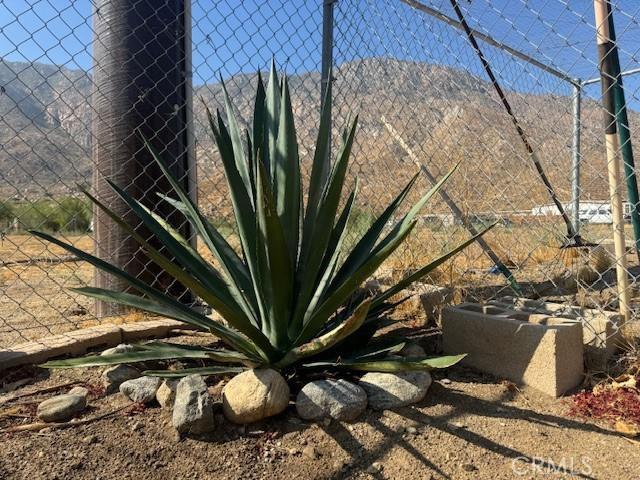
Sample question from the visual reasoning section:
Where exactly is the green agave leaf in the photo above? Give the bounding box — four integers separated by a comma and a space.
273, 75, 301, 263
221, 80, 252, 195
41, 343, 253, 369
344, 340, 407, 360
82, 184, 272, 358
156, 193, 254, 306
29, 231, 255, 352
266, 59, 281, 182
252, 70, 266, 173
69, 286, 264, 358
291, 182, 358, 337
331, 171, 420, 288
303, 75, 332, 237
386, 162, 460, 239
277, 298, 371, 367
302, 354, 466, 372
292, 117, 359, 334
372, 222, 497, 308
208, 108, 273, 331
143, 366, 246, 378
298, 219, 417, 345
139, 134, 259, 326
255, 160, 293, 349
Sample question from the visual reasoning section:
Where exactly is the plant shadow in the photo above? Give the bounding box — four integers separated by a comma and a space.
317, 376, 613, 480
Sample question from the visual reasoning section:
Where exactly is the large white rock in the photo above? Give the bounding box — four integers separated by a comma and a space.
222, 369, 289, 424
172, 375, 215, 434
359, 371, 432, 410
120, 376, 161, 404
296, 379, 367, 422
37, 394, 87, 422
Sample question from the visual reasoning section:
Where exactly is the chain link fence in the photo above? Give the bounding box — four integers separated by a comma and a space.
1, 0, 639, 353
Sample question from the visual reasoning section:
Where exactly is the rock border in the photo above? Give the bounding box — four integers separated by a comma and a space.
0, 319, 196, 371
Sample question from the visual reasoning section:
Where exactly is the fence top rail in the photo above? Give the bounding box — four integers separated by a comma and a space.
582, 66, 640, 86
398, 0, 580, 87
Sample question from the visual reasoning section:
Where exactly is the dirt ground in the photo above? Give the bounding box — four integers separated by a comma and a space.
1, 361, 638, 480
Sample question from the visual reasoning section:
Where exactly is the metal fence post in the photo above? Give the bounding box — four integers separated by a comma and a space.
321, 0, 335, 174
571, 81, 582, 234
92, 0, 193, 317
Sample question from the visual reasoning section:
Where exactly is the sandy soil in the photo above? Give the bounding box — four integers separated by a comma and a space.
1, 362, 638, 480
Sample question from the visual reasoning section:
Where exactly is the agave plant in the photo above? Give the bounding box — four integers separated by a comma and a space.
36, 63, 493, 376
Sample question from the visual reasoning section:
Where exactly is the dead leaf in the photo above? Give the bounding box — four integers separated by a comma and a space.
611, 374, 637, 391
615, 420, 639, 437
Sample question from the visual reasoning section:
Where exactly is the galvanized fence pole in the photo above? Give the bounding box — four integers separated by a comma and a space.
321, 0, 335, 174
571, 82, 582, 234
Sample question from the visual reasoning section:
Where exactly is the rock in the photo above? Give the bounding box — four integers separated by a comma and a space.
418, 284, 452, 320
461, 463, 477, 472
68, 386, 89, 399
296, 379, 367, 422
366, 462, 383, 474
102, 365, 141, 394
399, 343, 426, 358
81, 434, 98, 445
359, 371, 432, 410
37, 394, 87, 422
222, 369, 289, 424
302, 445, 319, 460
101, 343, 137, 356
120, 376, 161, 404
172, 375, 215, 434
156, 379, 178, 408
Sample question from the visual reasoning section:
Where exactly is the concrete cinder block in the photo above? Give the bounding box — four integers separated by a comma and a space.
442, 303, 584, 397
489, 296, 621, 366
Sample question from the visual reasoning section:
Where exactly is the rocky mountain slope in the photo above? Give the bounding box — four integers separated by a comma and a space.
0, 57, 630, 213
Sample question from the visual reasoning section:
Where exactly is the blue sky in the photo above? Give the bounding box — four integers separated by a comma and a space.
0, 0, 639, 105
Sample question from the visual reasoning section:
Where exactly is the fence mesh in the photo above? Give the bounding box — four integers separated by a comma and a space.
1, 0, 640, 352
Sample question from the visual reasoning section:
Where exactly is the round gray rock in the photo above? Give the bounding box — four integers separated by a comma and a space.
296, 379, 367, 422
359, 371, 432, 410
120, 376, 161, 404
222, 369, 289, 424
37, 394, 87, 422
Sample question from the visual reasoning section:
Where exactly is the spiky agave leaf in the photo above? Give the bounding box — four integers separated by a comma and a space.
301, 354, 467, 372
35, 64, 493, 377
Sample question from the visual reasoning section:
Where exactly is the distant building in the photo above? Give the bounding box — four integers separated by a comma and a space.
531, 200, 633, 224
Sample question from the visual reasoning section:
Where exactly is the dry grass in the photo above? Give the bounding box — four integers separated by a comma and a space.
1, 221, 638, 348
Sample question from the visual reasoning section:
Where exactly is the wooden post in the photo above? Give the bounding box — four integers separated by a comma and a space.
92, 0, 193, 317
593, 0, 631, 323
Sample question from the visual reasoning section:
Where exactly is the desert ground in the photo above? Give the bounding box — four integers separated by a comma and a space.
0, 347, 638, 480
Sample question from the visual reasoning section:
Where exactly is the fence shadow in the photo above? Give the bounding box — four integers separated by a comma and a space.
319, 379, 612, 480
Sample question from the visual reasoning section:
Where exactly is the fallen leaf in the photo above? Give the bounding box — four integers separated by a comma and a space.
615, 420, 639, 437
611, 374, 637, 391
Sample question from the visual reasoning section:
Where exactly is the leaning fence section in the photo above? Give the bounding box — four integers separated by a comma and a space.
1, 0, 640, 349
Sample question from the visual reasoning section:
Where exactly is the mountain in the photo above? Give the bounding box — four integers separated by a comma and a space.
0, 57, 630, 214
